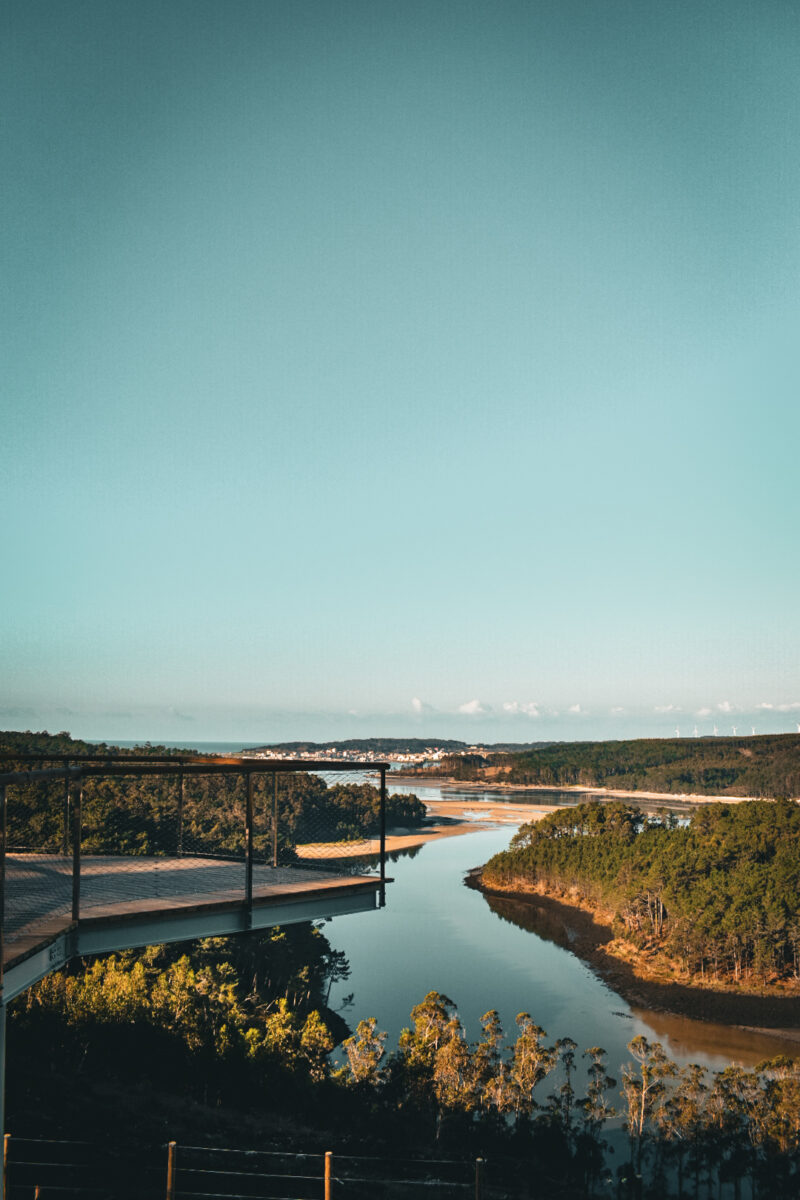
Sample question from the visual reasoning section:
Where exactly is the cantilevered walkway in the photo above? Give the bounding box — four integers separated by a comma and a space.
0, 756, 389, 1003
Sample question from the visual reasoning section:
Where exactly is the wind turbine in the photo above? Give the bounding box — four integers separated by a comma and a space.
713, 725, 718, 736
732, 726, 737, 736
675, 726, 680, 738
693, 725, 699, 737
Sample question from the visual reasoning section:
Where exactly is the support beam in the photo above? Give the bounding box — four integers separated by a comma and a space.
0, 1003, 6, 1182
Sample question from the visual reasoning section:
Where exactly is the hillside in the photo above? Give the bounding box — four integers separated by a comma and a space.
422, 734, 800, 798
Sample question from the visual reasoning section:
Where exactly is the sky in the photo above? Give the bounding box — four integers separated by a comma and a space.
3, 0, 799, 747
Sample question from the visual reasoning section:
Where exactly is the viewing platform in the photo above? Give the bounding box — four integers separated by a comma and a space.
0, 756, 389, 1003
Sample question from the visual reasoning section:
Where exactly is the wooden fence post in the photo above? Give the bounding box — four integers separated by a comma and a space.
166, 1140, 177, 1200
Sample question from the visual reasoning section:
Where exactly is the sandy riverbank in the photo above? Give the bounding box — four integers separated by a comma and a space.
389, 773, 761, 805
469, 872, 800, 1038
296, 797, 555, 859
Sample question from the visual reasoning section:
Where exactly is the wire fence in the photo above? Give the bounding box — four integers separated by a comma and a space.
0, 758, 391, 956
3, 1136, 535, 1200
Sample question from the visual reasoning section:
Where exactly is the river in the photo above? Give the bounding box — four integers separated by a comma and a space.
326, 781, 797, 1079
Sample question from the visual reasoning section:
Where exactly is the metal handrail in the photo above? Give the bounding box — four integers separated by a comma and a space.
0, 756, 390, 988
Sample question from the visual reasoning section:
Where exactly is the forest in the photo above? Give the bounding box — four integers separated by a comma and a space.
481, 800, 800, 986
422, 734, 800, 799
8, 929, 800, 1199
0, 730, 426, 858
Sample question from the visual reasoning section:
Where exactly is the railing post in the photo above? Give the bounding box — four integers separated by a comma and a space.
0, 784, 5, 1170
165, 1140, 177, 1200
324, 1150, 333, 1200
62, 769, 70, 856
0, 1008, 6, 1178
244, 772, 253, 923
475, 1157, 484, 1200
0, 783, 5, 997
379, 766, 387, 907
71, 781, 82, 923
176, 769, 184, 856
271, 772, 278, 868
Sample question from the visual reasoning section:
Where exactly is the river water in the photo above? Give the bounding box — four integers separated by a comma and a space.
326, 782, 797, 1079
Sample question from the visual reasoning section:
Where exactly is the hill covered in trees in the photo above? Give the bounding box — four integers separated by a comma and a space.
481, 800, 800, 989
422, 734, 800, 799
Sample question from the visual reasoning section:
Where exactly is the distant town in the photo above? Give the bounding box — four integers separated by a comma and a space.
240, 740, 493, 767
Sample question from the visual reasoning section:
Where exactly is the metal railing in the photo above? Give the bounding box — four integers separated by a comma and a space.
0, 756, 388, 972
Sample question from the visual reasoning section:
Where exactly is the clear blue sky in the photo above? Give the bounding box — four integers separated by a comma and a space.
3, 0, 799, 745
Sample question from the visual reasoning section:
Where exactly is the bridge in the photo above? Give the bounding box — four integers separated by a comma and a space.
0, 754, 390, 1168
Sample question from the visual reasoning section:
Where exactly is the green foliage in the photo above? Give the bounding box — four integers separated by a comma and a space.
1, 731, 425, 857
11, 923, 346, 1114
501, 734, 800, 797
485, 799, 800, 982
11, 952, 800, 1195
422, 734, 800, 798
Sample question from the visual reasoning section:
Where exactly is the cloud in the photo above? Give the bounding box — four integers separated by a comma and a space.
716, 700, 735, 714
502, 701, 540, 718
695, 707, 713, 717
654, 704, 681, 714
458, 699, 489, 716
610, 706, 625, 715
756, 700, 800, 712
567, 704, 582, 715
411, 697, 435, 714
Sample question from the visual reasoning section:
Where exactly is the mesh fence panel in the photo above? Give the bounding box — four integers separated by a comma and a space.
6, 1140, 527, 1200
275, 768, 385, 876
2, 760, 407, 955
5, 770, 73, 946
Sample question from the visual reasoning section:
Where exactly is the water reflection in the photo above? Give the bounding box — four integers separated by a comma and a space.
325, 788, 797, 1076
479, 886, 800, 1066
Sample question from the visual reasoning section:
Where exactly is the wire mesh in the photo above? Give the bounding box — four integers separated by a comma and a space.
4, 1138, 540, 1200
4, 1135, 162, 1200
165, 1144, 484, 1200
5, 769, 74, 946
279, 769, 386, 876
2, 760, 411, 955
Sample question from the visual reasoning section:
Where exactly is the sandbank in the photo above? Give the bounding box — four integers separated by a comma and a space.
389, 773, 762, 806
295, 797, 554, 859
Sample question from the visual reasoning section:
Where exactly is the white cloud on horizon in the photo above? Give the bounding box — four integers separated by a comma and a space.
502, 701, 540, 718
696, 707, 713, 717
756, 701, 800, 712
411, 697, 436, 714
567, 703, 582, 715
717, 700, 736, 713
458, 699, 490, 716
654, 704, 681, 714
610, 706, 625, 714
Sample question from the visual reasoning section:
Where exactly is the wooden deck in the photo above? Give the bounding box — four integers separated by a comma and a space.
3, 854, 385, 1003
